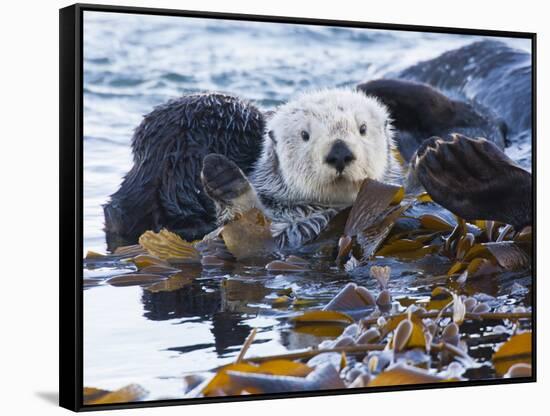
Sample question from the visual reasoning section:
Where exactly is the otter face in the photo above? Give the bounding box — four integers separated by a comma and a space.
265, 89, 394, 206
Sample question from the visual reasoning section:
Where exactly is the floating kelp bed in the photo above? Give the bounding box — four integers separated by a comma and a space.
83, 179, 532, 404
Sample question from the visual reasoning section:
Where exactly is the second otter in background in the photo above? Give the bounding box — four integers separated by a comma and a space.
357, 78, 507, 162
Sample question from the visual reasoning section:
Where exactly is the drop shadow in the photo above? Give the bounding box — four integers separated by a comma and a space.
35, 391, 58, 406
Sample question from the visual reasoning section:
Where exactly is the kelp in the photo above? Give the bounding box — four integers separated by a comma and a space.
492, 332, 532, 376
426, 287, 453, 311
356, 204, 410, 261
135, 209, 276, 267
419, 213, 455, 232
291, 310, 354, 325
139, 264, 181, 274
323, 283, 375, 311
216, 284, 532, 398
201, 360, 315, 396
95, 265, 531, 401
391, 318, 426, 352
343, 179, 403, 237
448, 241, 531, 278
85, 250, 105, 259
368, 364, 446, 387
266, 260, 308, 272
128, 254, 168, 269
335, 178, 406, 262
505, 363, 532, 378
84, 155, 533, 401
144, 271, 195, 293
83, 384, 148, 405
106, 273, 167, 287
216, 363, 344, 395
139, 229, 200, 262
375, 239, 438, 260
113, 244, 146, 257
221, 208, 276, 259
291, 325, 345, 338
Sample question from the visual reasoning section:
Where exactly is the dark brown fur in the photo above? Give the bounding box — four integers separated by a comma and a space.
103, 93, 265, 251
357, 79, 507, 161
400, 40, 532, 139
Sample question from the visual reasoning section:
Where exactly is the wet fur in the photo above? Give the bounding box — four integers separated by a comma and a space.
254, 89, 400, 206
357, 79, 507, 161
103, 93, 264, 251
399, 40, 532, 140
198, 89, 401, 249
249, 89, 401, 247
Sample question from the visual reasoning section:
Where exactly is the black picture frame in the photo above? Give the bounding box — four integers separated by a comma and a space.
59, 3, 537, 412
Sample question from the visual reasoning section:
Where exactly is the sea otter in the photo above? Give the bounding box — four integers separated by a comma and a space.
104, 89, 398, 250
357, 79, 507, 161
103, 94, 265, 251
399, 40, 532, 142
201, 89, 400, 248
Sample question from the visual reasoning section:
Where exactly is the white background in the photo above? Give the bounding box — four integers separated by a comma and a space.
0, 0, 546, 414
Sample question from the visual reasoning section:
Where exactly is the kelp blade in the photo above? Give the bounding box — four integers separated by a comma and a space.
139, 229, 200, 261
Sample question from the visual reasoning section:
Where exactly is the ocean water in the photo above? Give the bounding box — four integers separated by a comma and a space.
82, 11, 532, 400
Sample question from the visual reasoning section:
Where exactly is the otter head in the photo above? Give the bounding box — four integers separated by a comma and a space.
264, 89, 394, 207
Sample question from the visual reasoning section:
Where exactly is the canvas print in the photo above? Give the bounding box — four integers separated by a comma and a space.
81, 10, 533, 406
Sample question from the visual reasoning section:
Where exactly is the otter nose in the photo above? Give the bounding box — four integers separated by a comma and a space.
325, 140, 355, 173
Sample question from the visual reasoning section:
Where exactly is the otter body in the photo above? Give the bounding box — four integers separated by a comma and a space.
399, 40, 532, 140
103, 94, 265, 251
201, 89, 400, 248
357, 79, 507, 161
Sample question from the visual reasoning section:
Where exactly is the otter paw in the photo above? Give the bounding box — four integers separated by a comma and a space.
412, 134, 532, 229
201, 153, 252, 204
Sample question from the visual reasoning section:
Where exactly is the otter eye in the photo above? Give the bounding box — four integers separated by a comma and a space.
359, 123, 367, 136
301, 130, 310, 141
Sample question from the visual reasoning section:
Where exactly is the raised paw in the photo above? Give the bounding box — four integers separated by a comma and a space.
412, 134, 532, 230
201, 154, 252, 203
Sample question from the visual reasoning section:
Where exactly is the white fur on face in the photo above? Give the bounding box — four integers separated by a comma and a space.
265, 88, 395, 207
